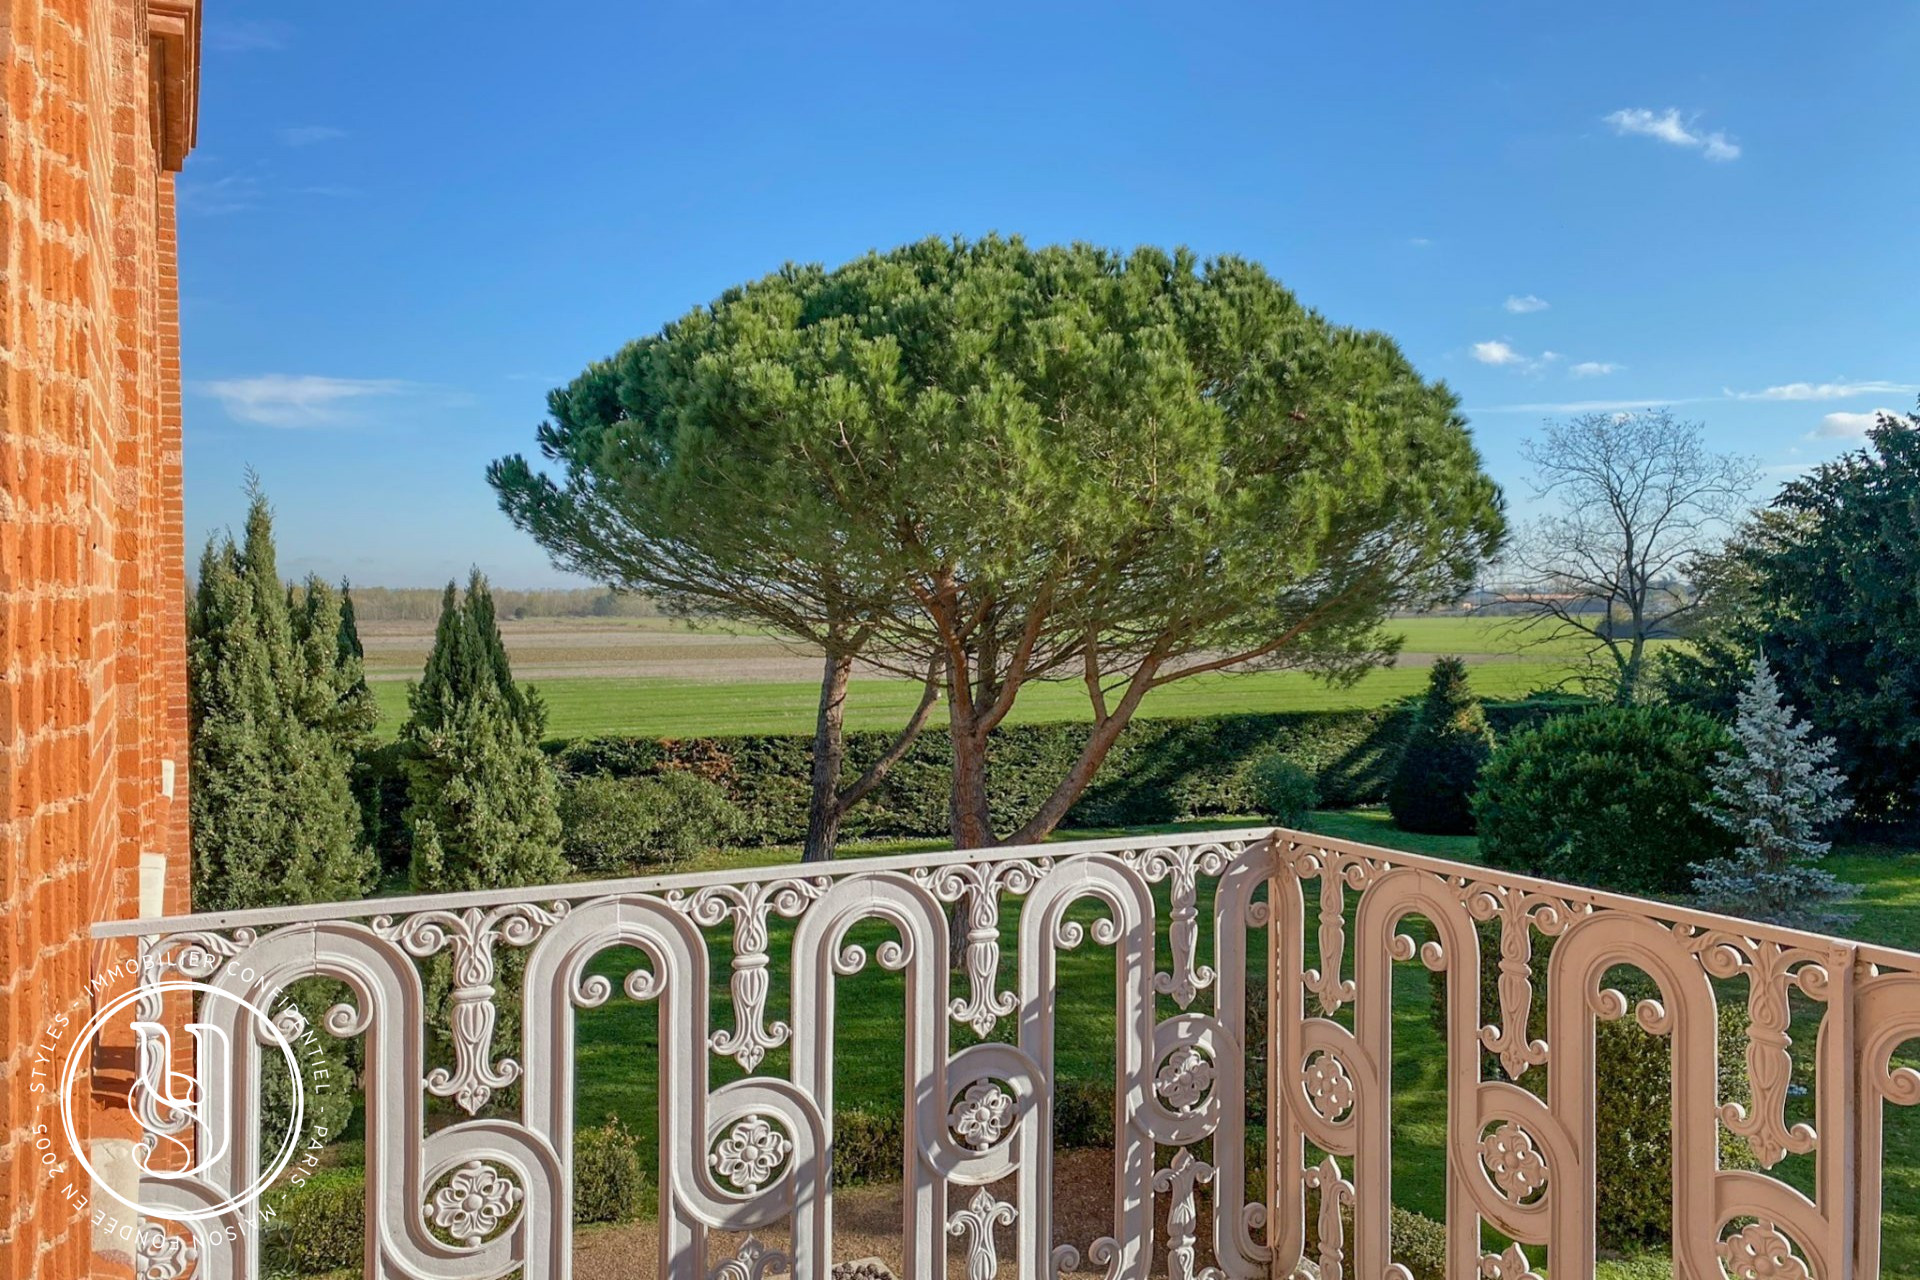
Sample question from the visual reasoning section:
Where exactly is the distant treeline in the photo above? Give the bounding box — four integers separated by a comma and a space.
345, 586, 666, 621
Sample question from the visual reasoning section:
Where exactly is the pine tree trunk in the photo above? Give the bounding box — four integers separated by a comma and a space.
947, 720, 995, 849
802, 652, 854, 863
945, 716, 995, 967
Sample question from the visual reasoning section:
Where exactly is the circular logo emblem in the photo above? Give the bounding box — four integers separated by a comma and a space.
59, 980, 307, 1223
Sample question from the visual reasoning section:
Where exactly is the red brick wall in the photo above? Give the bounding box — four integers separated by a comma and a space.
0, 2, 197, 1276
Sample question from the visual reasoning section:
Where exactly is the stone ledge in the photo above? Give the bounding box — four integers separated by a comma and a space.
146, 0, 200, 172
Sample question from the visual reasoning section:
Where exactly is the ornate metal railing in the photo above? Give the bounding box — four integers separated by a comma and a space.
93, 828, 1920, 1279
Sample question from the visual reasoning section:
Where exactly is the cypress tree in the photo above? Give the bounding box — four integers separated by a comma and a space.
189, 488, 376, 911
188, 487, 368, 1147
290, 575, 378, 747
402, 570, 563, 893
1692, 657, 1857, 931
338, 580, 365, 663
1388, 656, 1494, 835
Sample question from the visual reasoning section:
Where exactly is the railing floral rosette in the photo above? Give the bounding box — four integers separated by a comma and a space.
1268, 830, 1920, 1280
97, 826, 1920, 1279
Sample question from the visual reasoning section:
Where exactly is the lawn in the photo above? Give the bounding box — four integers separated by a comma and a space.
363, 612, 1662, 739
370, 659, 1574, 739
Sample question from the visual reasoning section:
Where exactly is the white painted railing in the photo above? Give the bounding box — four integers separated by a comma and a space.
94, 828, 1920, 1278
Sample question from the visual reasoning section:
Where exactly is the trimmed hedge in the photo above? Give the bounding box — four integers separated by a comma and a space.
558, 771, 746, 873
1476, 704, 1736, 894
529, 698, 1581, 847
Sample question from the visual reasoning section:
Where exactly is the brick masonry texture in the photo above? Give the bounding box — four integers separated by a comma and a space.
0, 2, 197, 1277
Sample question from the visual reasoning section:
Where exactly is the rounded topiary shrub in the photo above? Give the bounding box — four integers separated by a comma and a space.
1248, 754, 1318, 827
263, 1168, 365, 1274
830, 1108, 905, 1184
558, 771, 745, 873
573, 1114, 643, 1224
1474, 705, 1735, 894
1388, 656, 1494, 834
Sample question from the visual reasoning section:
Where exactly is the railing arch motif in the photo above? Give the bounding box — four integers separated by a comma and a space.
96, 827, 1920, 1279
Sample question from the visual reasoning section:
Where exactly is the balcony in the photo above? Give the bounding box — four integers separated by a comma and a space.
98, 828, 1920, 1279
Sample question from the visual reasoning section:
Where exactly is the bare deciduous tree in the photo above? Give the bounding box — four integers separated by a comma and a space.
1500, 409, 1756, 702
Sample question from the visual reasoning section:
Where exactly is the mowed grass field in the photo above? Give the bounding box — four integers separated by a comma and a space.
366, 614, 1629, 739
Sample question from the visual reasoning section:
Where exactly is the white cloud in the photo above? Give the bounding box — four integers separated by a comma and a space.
1730, 379, 1916, 402
206, 19, 290, 53
1811, 408, 1898, 440
1470, 341, 1562, 375
1604, 107, 1741, 162
1504, 294, 1549, 314
278, 125, 347, 146
199, 374, 409, 428
177, 174, 261, 216
1570, 361, 1622, 378
1407, 237, 1433, 248
1471, 396, 1707, 414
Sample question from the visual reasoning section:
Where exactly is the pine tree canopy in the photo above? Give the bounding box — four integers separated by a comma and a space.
491, 236, 1505, 847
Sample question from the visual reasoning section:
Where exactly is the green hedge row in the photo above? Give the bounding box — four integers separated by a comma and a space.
355, 696, 1581, 873
539, 697, 1583, 846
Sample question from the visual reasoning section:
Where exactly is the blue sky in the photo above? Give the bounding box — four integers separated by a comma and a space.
181, 1, 1919, 587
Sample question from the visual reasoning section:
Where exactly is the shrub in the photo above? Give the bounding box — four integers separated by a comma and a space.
1388, 657, 1493, 834
1052, 1079, 1116, 1150
1302, 1202, 1447, 1280
1387, 1206, 1447, 1280
817, 1098, 1126, 1186
1429, 922, 1754, 1253
559, 772, 746, 872
1691, 656, 1856, 931
258, 981, 355, 1162
258, 1041, 354, 1164
401, 574, 567, 896
831, 1108, 904, 1184
573, 1114, 643, 1224
1592, 993, 1754, 1250
1247, 754, 1318, 826
1475, 705, 1735, 894
263, 1168, 364, 1274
